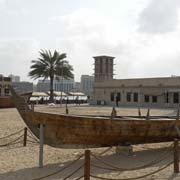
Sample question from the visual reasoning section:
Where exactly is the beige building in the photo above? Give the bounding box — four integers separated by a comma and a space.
93, 55, 180, 108
0, 75, 11, 96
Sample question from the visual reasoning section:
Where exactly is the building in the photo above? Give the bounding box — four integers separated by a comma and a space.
80, 75, 94, 96
12, 81, 33, 93
93, 55, 180, 108
8, 74, 20, 82
37, 78, 75, 93
0, 75, 11, 96
0, 75, 14, 108
74, 82, 81, 92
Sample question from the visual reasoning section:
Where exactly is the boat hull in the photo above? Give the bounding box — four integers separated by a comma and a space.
21, 111, 180, 148
0, 96, 14, 108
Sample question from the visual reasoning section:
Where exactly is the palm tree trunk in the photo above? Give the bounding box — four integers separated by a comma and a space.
49, 76, 54, 103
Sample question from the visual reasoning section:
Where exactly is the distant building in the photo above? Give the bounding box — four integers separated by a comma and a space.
0, 75, 11, 96
8, 74, 20, 82
12, 81, 33, 93
93, 55, 180, 108
37, 77, 75, 93
80, 75, 94, 96
74, 82, 81, 92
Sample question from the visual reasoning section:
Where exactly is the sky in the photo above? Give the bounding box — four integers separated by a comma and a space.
1, 0, 180, 82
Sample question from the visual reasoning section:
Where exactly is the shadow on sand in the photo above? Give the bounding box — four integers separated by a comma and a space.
0, 146, 179, 180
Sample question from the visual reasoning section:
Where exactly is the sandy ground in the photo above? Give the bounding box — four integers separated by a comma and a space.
0, 105, 180, 180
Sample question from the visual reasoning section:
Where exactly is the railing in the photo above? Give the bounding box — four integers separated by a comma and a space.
0, 128, 179, 179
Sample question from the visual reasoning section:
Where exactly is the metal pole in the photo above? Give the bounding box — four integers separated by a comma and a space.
39, 124, 44, 168
60, 63, 63, 107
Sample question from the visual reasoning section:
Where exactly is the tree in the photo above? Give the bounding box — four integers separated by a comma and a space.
29, 49, 74, 103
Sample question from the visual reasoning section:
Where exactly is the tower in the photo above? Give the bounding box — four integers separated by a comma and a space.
93, 55, 115, 82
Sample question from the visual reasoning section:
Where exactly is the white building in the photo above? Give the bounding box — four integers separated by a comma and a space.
37, 78, 75, 93
8, 74, 20, 82
12, 81, 33, 93
80, 75, 94, 96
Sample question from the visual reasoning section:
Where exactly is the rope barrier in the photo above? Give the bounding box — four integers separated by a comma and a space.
0, 128, 24, 140
90, 160, 173, 180
62, 164, 83, 180
27, 134, 39, 143
0, 134, 24, 147
74, 175, 84, 180
91, 143, 173, 171
27, 129, 39, 142
93, 147, 113, 156
26, 139, 39, 144
33, 154, 84, 180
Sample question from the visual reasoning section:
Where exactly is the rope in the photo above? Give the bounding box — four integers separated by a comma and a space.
62, 164, 83, 180
94, 147, 113, 156
26, 139, 39, 144
27, 129, 39, 142
74, 175, 84, 180
27, 134, 39, 143
0, 134, 24, 147
0, 128, 24, 140
90, 160, 173, 180
33, 154, 84, 180
91, 143, 173, 171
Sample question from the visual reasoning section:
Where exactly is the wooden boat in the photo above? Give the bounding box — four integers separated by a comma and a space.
10, 86, 180, 149
0, 96, 14, 108
0, 92, 32, 108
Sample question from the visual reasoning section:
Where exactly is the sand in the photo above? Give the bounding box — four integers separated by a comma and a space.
0, 105, 180, 180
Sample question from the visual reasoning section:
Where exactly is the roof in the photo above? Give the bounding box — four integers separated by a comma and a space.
47, 91, 67, 96
95, 76, 180, 88
32, 92, 48, 97
68, 92, 85, 96
93, 55, 115, 59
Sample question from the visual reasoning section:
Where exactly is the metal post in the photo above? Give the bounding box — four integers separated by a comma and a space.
23, 127, 27, 147
174, 139, 179, 173
39, 124, 44, 168
60, 63, 64, 107
84, 150, 90, 180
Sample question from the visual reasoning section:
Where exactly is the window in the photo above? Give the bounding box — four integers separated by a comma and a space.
165, 92, 169, 103
4, 89, 10, 96
110, 92, 115, 101
173, 92, 179, 104
116, 92, 121, 102
106, 58, 109, 73
127, 92, 131, 102
133, 93, 138, 102
100, 58, 103, 73
152, 96, 157, 103
144, 95, 149, 103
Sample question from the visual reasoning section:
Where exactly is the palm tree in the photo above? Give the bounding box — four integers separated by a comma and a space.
29, 49, 74, 103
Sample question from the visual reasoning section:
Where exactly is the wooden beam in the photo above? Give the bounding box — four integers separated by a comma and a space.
176, 109, 179, 121
110, 107, 117, 119
146, 108, 150, 120
84, 150, 90, 180
174, 139, 179, 173
138, 108, 141, 117
39, 124, 44, 168
23, 127, 27, 147
175, 125, 180, 137
66, 104, 69, 114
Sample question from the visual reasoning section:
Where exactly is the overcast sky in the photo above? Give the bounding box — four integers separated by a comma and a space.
1, 0, 180, 82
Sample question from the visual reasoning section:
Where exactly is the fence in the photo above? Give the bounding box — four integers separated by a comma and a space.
0, 128, 180, 179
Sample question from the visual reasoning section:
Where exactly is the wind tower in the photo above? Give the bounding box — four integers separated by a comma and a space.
93, 55, 115, 82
